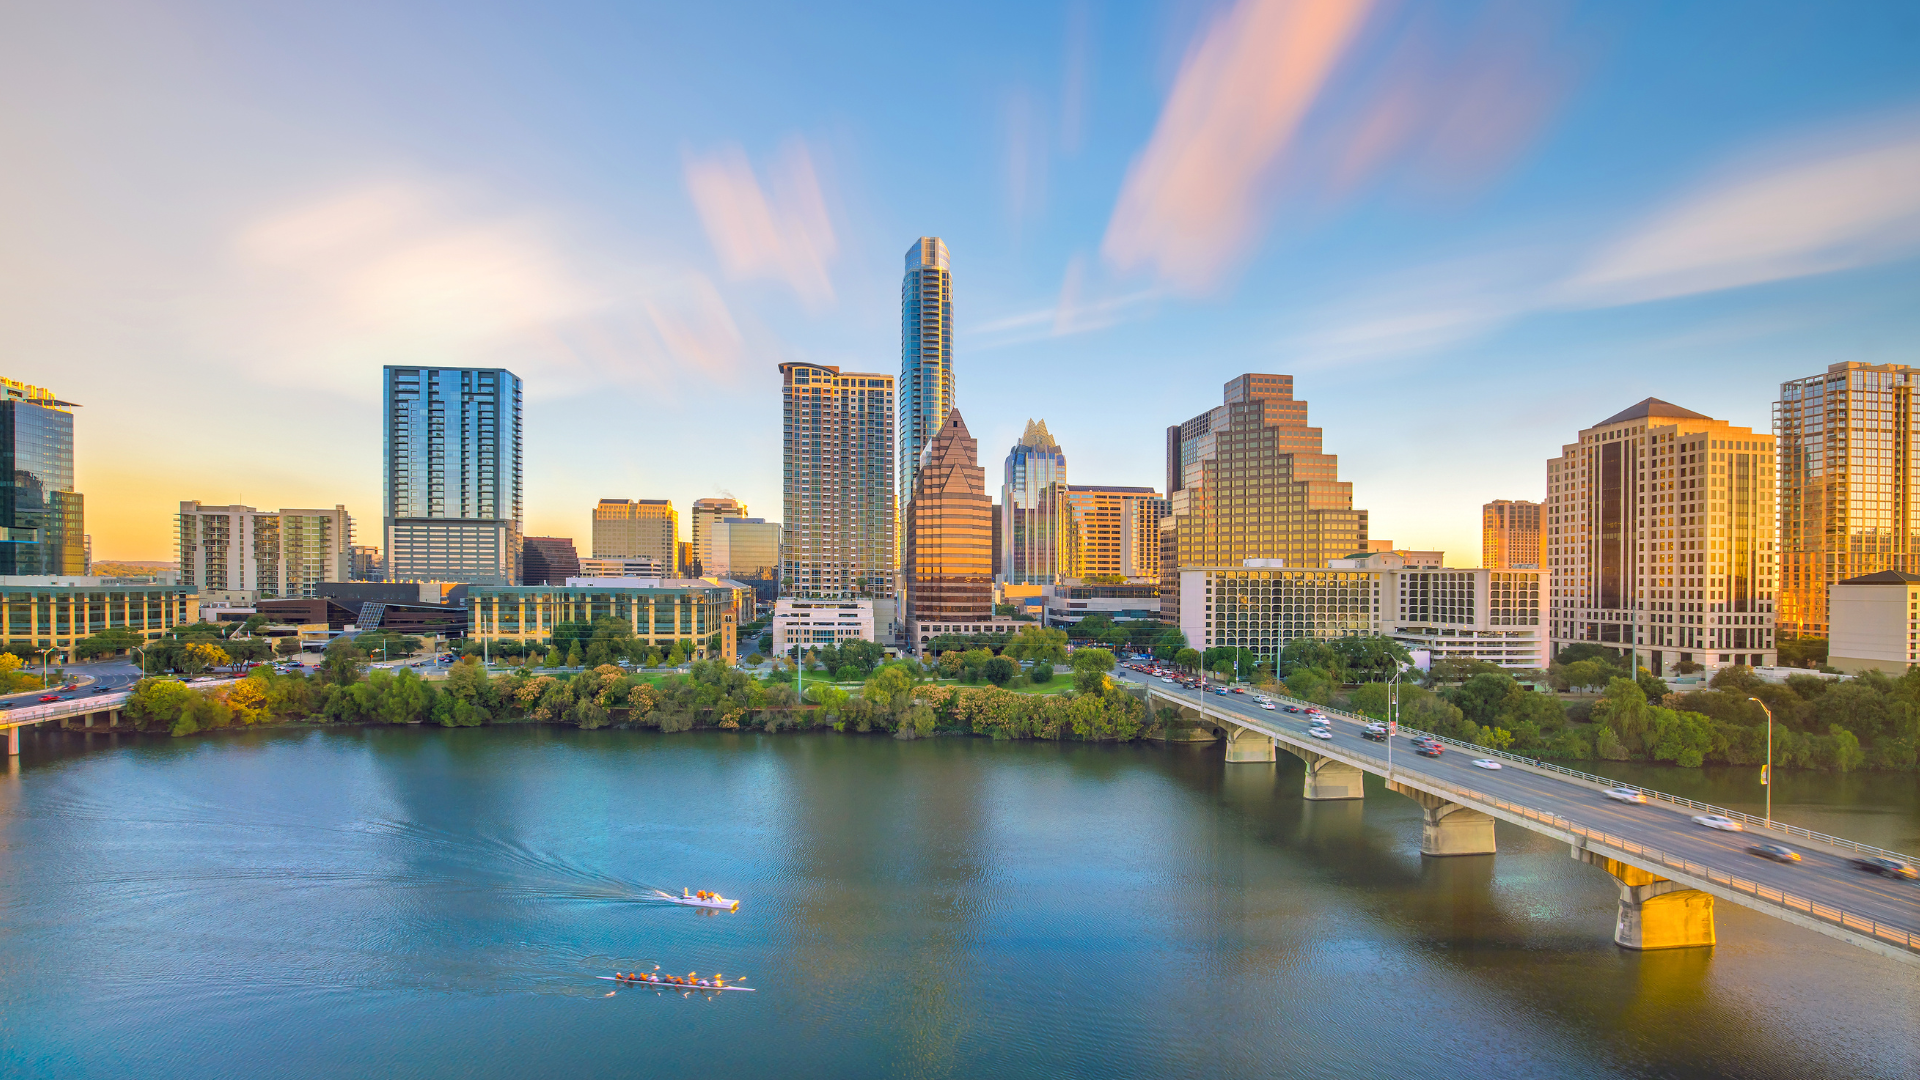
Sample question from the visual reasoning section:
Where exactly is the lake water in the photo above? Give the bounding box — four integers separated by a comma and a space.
1, 726, 1916, 1079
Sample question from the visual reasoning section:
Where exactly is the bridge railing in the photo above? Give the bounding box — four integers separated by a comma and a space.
1143, 676, 1920, 867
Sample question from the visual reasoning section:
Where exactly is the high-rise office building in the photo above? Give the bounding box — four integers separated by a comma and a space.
1775, 362, 1920, 638
711, 517, 781, 582
905, 411, 993, 642
1546, 398, 1778, 673
0, 377, 85, 575
690, 497, 747, 576
1164, 373, 1368, 582
899, 237, 954, 516
1121, 494, 1172, 581
349, 544, 384, 582
382, 367, 522, 586
593, 500, 679, 574
1483, 499, 1543, 569
1000, 419, 1067, 586
522, 536, 581, 586
780, 362, 896, 600
1062, 485, 1161, 579
178, 502, 353, 597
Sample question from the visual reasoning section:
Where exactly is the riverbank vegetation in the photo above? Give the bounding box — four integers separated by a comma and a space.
118, 640, 1153, 744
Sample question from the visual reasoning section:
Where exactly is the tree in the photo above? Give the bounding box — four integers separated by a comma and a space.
863, 664, 914, 707
72, 627, 144, 660
1151, 627, 1189, 661
274, 637, 301, 658
1002, 625, 1068, 666
1285, 667, 1332, 704
445, 657, 489, 701
178, 642, 231, 675
124, 677, 194, 732
565, 642, 585, 668
1071, 648, 1115, 695
320, 638, 366, 686
1593, 677, 1651, 755
982, 655, 1018, 686
1450, 672, 1518, 726
1174, 648, 1201, 672
1029, 660, 1054, 684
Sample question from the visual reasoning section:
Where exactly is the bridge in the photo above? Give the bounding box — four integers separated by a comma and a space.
2, 670, 239, 754
1123, 669, 1920, 967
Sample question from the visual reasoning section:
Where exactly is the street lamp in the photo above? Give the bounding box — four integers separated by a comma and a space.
1748, 696, 1774, 827
129, 646, 148, 678
32, 647, 59, 683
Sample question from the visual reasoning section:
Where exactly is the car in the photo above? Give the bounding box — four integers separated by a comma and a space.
1602, 787, 1647, 803
1213, 688, 1229, 696
1362, 728, 1386, 742
1282, 705, 1301, 714
1692, 814, 1744, 832
1259, 701, 1275, 710
1747, 843, 1802, 863
1471, 759, 1503, 770
1159, 677, 1174, 684
1850, 856, 1919, 880
1416, 744, 1443, 757
37, 694, 57, 703
1309, 728, 1333, 740
0, 701, 14, 709
60, 684, 78, 691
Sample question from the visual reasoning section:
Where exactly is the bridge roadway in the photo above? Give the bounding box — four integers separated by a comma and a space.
1122, 669, 1920, 966
1, 663, 239, 754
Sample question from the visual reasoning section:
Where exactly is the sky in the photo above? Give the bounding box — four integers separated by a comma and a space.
4, 0, 1920, 564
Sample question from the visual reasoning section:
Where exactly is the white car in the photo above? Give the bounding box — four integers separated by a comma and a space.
1603, 787, 1647, 804
1159, 677, 1175, 684
1308, 728, 1333, 740
1259, 701, 1275, 711
1471, 759, 1503, 770
1692, 814, 1744, 832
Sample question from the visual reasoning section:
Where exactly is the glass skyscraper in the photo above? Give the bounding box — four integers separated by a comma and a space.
0, 377, 85, 576
899, 237, 953, 519
1000, 418, 1067, 586
382, 366, 523, 586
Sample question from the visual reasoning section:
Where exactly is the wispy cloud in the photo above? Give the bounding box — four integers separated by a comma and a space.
972, 255, 1162, 348
645, 273, 746, 378
1561, 119, 1920, 307
1103, 0, 1376, 294
683, 139, 838, 309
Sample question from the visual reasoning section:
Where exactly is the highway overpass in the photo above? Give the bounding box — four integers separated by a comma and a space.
1123, 669, 1920, 967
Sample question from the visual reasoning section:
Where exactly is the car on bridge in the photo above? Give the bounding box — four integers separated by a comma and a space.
1472, 759, 1503, 770
1362, 725, 1386, 741
1850, 856, 1918, 880
37, 694, 58, 703
1603, 787, 1647, 804
1416, 742, 1443, 757
1309, 728, 1333, 740
1693, 814, 1744, 832
1259, 701, 1275, 710
1748, 843, 1802, 863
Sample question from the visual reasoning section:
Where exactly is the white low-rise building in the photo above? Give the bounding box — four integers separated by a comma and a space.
1828, 570, 1920, 675
773, 597, 874, 655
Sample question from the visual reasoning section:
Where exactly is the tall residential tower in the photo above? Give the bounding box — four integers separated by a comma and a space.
899, 237, 954, 516
1775, 362, 1920, 638
1546, 398, 1777, 673
382, 367, 522, 586
780, 362, 896, 600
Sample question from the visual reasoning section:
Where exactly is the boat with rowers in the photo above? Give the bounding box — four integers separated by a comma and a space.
659, 888, 739, 911
599, 972, 753, 992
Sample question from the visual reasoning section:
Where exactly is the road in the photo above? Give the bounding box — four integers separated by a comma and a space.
1121, 669, 1920, 956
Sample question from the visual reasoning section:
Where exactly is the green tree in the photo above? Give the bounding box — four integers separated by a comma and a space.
1002, 625, 1069, 666
1174, 648, 1201, 672
72, 627, 145, 660
321, 638, 366, 686
982, 655, 1018, 685
1593, 677, 1651, 755
1029, 660, 1054, 684
1648, 707, 1714, 767
1285, 667, 1333, 704
1071, 648, 1116, 695
274, 637, 302, 658
124, 677, 195, 732
565, 642, 585, 668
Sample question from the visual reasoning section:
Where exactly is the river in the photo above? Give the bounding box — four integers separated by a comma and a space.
1, 726, 1915, 1079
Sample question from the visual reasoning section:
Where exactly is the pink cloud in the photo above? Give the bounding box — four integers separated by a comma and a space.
684, 139, 838, 310
1102, 0, 1377, 294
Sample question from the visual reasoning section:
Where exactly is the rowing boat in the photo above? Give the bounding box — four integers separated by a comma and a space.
597, 976, 755, 992
660, 890, 740, 911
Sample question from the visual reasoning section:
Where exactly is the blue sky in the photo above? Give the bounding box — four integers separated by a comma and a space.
4, 0, 1919, 562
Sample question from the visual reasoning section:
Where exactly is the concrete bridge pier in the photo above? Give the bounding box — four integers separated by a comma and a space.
1222, 724, 1275, 763
1577, 849, 1715, 951
1389, 781, 1496, 856
7, 725, 17, 757
1295, 749, 1365, 800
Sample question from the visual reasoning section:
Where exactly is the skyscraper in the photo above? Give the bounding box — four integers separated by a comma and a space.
1546, 398, 1778, 673
1483, 499, 1542, 569
0, 377, 85, 576
904, 411, 994, 644
1164, 373, 1367, 578
1120, 494, 1172, 580
521, 536, 581, 586
1775, 362, 1920, 638
780, 362, 896, 600
178, 502, 354, 597
690, 497, 747, 576
382, 367, 523, 586
1062, 485, 1161, 579
1000, 419, 1067, 586
711, 516, 782, 600
593, 500, 679, 574
899, 237, 953, 516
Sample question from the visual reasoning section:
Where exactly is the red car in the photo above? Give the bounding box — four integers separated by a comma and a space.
38, 694, 59, 702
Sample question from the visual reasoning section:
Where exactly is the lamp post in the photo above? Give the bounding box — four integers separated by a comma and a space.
33, 647, 59, 683
1749, 696, 1774, 827
128, 646, 148, 679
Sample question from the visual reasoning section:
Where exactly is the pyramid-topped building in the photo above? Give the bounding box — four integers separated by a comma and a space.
905, 410, 994, 646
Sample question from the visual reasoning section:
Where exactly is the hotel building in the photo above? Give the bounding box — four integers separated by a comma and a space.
1546, 398, 1778, 673
382, 367, 523, 586
0, 377, 85, 576
780, 362, 896, 605
593, 499, 679, 574
1775, 362, 1920, 639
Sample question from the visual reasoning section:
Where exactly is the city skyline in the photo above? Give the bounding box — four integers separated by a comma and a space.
7, 2, 1919, 565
